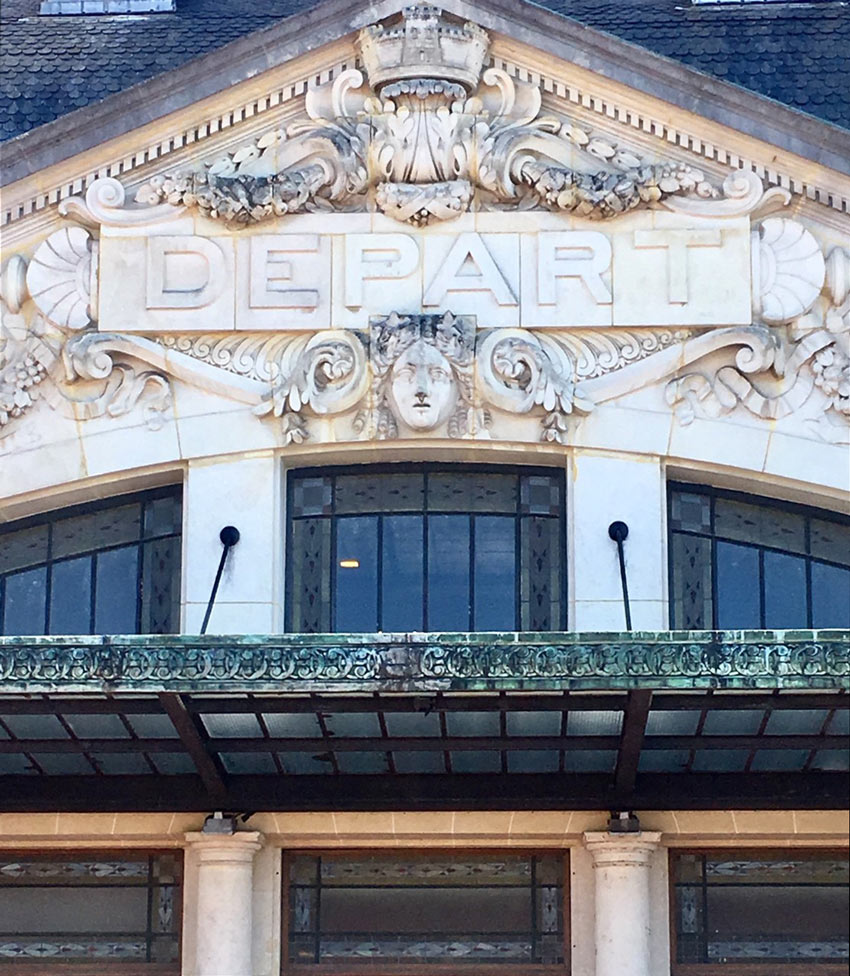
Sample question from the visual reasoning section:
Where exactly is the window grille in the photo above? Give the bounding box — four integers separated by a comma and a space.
0, 486, 182, 636
668, 484, 850, 630
286, 466, 566, 633
284, 852, 567, 972
0, 851, 182, 971
671, 849, 849, 972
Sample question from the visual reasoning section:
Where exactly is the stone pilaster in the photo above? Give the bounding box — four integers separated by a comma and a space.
583, 830, 662, 976
184, 831, 264, 976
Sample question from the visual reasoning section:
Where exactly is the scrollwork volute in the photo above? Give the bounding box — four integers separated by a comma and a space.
0, 227, 172, 434
666, 220, 850, 444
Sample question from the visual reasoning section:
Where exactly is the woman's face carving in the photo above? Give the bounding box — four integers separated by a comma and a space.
389, 338, 456, 430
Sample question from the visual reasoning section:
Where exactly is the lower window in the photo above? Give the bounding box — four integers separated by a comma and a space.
0, 852, 182, 972
671, 849, 849, 973
283, 852, 568, 972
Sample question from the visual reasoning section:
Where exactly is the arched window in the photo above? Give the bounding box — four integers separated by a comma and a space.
0, 486, 182, 636
669, 484, 850, 630
286, 466, 566, 633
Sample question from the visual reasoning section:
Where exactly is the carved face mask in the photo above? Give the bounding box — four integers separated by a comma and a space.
389, 338, 456, 430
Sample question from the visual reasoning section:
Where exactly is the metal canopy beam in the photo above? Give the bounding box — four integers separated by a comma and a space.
1, 734, 842, 754
614, 689, 652, 798
157, 692, 228, 804
0, 771, 846, 813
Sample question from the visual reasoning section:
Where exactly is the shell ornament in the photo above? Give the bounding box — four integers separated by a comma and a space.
25, 227, 94, 331
755, 217, 825, 324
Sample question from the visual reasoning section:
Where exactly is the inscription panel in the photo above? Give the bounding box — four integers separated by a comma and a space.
97, 213, 752, 332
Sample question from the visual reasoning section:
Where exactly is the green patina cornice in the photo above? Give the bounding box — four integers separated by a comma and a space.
0, 630, 847, 694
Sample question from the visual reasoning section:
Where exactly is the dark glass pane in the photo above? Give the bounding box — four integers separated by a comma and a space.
289, 854, 564, 966
763, 550, 808, 628
336, 473, 424, 514
52, 504, 141, 559
810, 518, 850, 566
143, 494, 182, 538
335, 517, 378, 632
290, 518, 331, 632
812, 562, 850, 627
521, 517, 562, 630
715, 541, 760, 628
49, 556, 92, 634
2, 567, 47, 635
95, 546, 139, 633
670, 533, 712, 629
291, 476, 332, 517
474, 516, 515, 630
428, 471, 516, 513
142, 536, 180, 633
381, 515, 424, 631
0, 854, 181, 965
0, 523, 48, 574
0, 887, 149, 934
670, 490, 711, 535
427, 515, 470, 630
674, 853, 850, 965
520, 474, 560, 516
715, 498, 806, 554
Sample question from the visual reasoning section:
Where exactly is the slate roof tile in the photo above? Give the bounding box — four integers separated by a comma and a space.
0, 0, 848, 142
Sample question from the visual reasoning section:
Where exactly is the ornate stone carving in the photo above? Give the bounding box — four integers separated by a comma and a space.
368, 312, 477, 438
477, 329, 592, 443
25, 227, 94, 331
253, 330, 369, 443
753, 218, 825, 323
128, 7, 774, 227
0, 237, 172, 437
666, 225, 850, 443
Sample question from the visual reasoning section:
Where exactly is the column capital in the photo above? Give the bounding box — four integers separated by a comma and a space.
184, 830, 264, 864
582, 830, 662, 868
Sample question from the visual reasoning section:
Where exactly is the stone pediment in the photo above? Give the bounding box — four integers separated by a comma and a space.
1, 7, 848, 460
126, 6, 782, 228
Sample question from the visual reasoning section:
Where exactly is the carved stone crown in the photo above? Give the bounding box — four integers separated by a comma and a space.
357, 5, 489, 92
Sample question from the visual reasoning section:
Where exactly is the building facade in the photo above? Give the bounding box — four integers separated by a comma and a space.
0, 1, 848, 974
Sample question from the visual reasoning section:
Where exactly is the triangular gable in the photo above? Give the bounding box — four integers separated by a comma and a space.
3, 0, 850, 227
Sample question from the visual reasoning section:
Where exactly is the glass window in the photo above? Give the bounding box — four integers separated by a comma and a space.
669, 484, 850, 629
286, 466, 566, 633
0, 486, 182, 636
0, 851, 182, 969
671, 850, 849, 971
285, 853, 566, 971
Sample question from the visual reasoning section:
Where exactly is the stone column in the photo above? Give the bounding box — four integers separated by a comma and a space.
583, 831, 662, 976
185, 831, 264, 976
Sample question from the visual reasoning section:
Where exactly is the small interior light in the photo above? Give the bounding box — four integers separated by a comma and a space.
339, 559, 360, 569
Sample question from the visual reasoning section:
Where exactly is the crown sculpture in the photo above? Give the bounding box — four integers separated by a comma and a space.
130, 5, 771, 225
358, 5, 488, 92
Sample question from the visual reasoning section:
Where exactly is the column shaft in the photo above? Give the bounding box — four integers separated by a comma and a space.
185, 831, 263, 976
583, 831, 662, 976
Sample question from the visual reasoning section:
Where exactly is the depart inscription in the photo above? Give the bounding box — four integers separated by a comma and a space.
98, 215, 752, 331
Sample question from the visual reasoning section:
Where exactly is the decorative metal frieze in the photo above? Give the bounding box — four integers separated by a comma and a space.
0, 631, 846, 693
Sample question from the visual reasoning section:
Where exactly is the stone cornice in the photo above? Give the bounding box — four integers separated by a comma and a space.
0, 630, 847, 694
